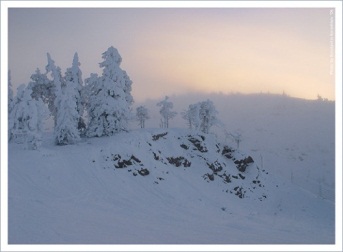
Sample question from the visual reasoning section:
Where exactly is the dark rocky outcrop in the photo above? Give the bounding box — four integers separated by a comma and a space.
138, 168, 150, 176
152, 132, 168, 141
207, 161, 223, 173
167, 156, 191, 167
188, 136, 208, 153
234, 156, 254, 172
112, 154, 142, 168
102, 131, 267, 201
221, 146, 234, 159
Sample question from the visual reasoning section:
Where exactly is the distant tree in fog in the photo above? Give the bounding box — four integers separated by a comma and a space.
136, 106, 149, 128
183, 99, 218, 134
199, 100, 218, 134
157, 96, 177, 128
182, 103, 200, 130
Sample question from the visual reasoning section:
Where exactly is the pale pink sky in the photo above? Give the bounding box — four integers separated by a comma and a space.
8, 8, 335, 102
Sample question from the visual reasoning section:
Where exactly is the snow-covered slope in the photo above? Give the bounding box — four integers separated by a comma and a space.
9, 126, 334, 244
140, 93, 335, 201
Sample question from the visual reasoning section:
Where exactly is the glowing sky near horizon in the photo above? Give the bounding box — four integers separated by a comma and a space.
8, 8, 335, 102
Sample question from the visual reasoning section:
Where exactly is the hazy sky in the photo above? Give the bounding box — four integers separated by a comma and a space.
8, 7, 335, 102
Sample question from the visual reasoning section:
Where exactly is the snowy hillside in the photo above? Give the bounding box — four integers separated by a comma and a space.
9, 126, 334, 244
139, 93, 335, 201
6, 40, 337, 249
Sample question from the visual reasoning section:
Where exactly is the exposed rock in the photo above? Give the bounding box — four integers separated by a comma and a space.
152, 132, 168, 141
221, 172, 232, 183
221, 146, 234, 159
113, 154, 142, 168
233, 186, 245, 198
153, 152, 160, 160
180, 144, 189, 150
167, 156, 191, 167
207, 161, 223, 173
234, 156, 254, 172
130, 155, 141, 163
138, 168, 150, 176
188, 136, 208, 153
203, 173, 214, 182
102, 131, 267, 200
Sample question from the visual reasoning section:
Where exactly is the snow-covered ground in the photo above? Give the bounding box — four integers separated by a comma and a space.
142, 93, 335, 201
7, 93, 336, 248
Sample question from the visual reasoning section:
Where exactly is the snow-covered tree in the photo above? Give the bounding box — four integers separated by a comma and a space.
182, 103, 200, 130
64, 52, 86, 135
182, 100, 218, 133
28, 68, 55, 115
136, 106, 149, 128
45, 53, 64, 125
86, 46, 133, 137
230, 131, 242, 150
123, 70, 134, 106
83, 73, 98, 108
157, 96, 177, 128
199, 100, 218, 134
8, 70, 14, 114
54, 77, 80, 145
8, 84, 48, 149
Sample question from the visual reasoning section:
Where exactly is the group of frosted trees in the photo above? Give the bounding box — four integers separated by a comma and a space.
136, 96, 178, 129
8, 46, 133, 148
181, 100, 218, 134
8, 46, 219, 149
137, 96, 218, 134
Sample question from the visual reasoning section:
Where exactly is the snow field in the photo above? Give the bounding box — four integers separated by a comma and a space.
9, 125, 335, 244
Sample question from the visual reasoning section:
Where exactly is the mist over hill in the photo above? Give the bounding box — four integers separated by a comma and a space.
136, 92, 335, 200
8, 92, 335, 245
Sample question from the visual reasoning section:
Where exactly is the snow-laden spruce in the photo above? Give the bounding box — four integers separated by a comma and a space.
86, 47, 133, 137
83, 73, 98, 111
123, 70, 134, 106
28, 68, 56, 118
45, 53, 64, 126
8, 70, 14, 142
64, 52, 86, 135
8, 70, 14, 114
54, 54, 84, 145
182, 100, 218, 133
157, 96, 177, 128
8, 84, 48, 149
